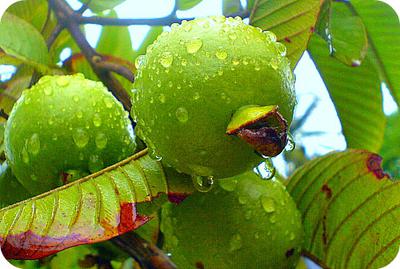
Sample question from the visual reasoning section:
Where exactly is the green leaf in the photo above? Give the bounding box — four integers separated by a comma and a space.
79, 0, 127, 13
308, 35, 385, 152
351, 0, 400, 107
316, 1, 368, 66
287, 150, 400, 269
223, 0, 242, 15
380, 112, 400, 177
0, 13, 51, 73
248, 0, 322, 69
0, 150, 193, 260
177, 0, 203, 10
6, 0, 50, 33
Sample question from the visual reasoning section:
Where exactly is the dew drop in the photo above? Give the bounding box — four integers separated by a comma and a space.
135, 55, 146, 69
219, 179, 237, 192
270, 58, 280, 70
88, 154, 104, 173
254, 232, 260, 239
192, 175, 214, 192
175, 107, 189, 123
44, 87, 52, 96
263, 31, 277, 42
215, 49, 228, 60
73, 95, 79, 102
229, 33, 237, 40
254, 65, 261, 71
93, 113, 102, 127
48, 118, 54, 125
275, 42, 287, 56
186, 38, 203, 54
56, 76, 69, 87
28, 133, 40, 155
22, 147, 29, 164
95, 133, 108, 149
76, 111, 83, 119
73, 128, 89, 148
229, 234, 242, 252
232, 59, 240, 66
158, 94, 166, 103
181, 59, 187, 66
150, 150, 162, 161
103, 98, 114, 108
182, 22, 192, 32
269, 214, 277, 223
238, 195, 248, 205
160, 52, 174, 68
285, 132, 296, 152
193, 92, 200, 100
263, 158, 276, 180
290, 232, 295, 241
52, 134, 58, 141
261, 195, 276, 213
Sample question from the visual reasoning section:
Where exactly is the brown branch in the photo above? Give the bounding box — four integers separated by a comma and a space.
111, 232, 177, 269
95, 58, 134, 82
46, 23, 64, 49
0, 109, 9, 120
48, 0, 132, 111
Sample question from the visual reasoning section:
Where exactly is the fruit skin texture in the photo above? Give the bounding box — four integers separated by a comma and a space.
4, 74, 136, 195
0, 162, 32, 208
161, 171, 304, 269
132, 16, 295, 179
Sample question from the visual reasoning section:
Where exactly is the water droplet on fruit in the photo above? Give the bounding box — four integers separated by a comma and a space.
56, 76, 69, 87
270, 58, 280, 70
22, 147, 29, 164
48, 118, 54, 125
229, 234, 242, 252
160, 52, 174, 68
95, 133, 107, 149
269, 214, 277, 223
229, 33, 237, 40
275, 42, 287, 56
192, 175, 214, 192
52, 134, 58, 141
193, 92, 200, 100
186, 38, 203, 54
215, 49, 228, 60
290, 232, 295, 241
135, 55, 146, 69
72, 95, 79, 102
44, 87, 52, 96
219, 179, 237, 192
103, 97, 114, 108
158, 94, 166, 103
285, 132, 295, 152
28, 133, 40, 155
150, 150, 162, 161
175, 107, 189, 123
254, 232, 260, 239
263, 31, 277, 42
232, 59, 240, 66
182, 22, 192, 32
93, 113, 102, 127
255, 65, 261, 71
88, 154, 103, 173
261, 195, 276, 213
238, 195, 248, 205
73, 128, 89, 148
214, 16, 226, 23
263, 158, 276, 180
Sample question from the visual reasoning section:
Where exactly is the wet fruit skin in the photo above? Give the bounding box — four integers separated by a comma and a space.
0, 162, 32, 208
132, 16, 296, 179
161, 171, 304, 269
4, 74, 136, 195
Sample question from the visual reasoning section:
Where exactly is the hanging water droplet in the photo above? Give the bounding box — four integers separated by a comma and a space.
160, 52, 174, 68
229, 234, 242, 252
214, 16, 226, 23
182, 22, 192, 32
270, 58, 280, 70
219, 179, 237, 192
175, 107, 189, 123
95, 133, 107, 149
135, 55, 146, 69
150, 150, 162, 161
285, 132, 296, 152
254, 65, 261, 71
232, 59, 240, 66
215, 49, 228, 60
28, 133, 40, 155
56, 76, 69, 87
186, 38, 203, 54
93, 113, 102, 127
44, 87, 52, 96
263, 158, 276, 180
261, 195, 276, 213
76, 111, 83, 119
263, 31, 277, 42
192, 175, 214, 192
73, 128, 89, 148
158, 94, 166, 103
88, 154, 104, 173
275, 42, 287, 56
22, 147, 29, 164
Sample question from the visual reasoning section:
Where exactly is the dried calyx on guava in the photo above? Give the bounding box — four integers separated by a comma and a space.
4, 74, 136, 195
132, 16, 296, 179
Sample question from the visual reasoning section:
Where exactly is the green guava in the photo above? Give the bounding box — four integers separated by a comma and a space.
0, 162, 32, 208
161, 171, 304, 269
4, 74, 136, 195
132, 16, 295, 179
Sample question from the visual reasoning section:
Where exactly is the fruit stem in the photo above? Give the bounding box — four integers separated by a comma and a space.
226, 105, 288, 157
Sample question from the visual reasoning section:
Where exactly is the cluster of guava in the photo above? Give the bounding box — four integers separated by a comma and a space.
2, 15, 304, 268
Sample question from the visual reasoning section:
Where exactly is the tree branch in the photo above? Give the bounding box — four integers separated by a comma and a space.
111, 232, 177, 269
0, 109, 9, 120
79, 16, 188, 26
48, 0, 132, 111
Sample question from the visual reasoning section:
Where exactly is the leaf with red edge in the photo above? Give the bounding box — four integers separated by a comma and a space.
248, 0, 323, 69
287, 150, 400, 269
0, 149, 193, 260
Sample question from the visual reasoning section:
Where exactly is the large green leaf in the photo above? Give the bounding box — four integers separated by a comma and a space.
6, 0, 50, 33
287, 150, 400, 269
316, 1, 368, 66
0, 150, 193, 260
380, 112, 400, 177
248, 0, 322, 69
351, 0, 400, 107
308, 35, 385, 152
0, 13, 50, 73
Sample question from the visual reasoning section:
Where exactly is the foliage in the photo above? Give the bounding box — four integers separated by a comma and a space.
0, 0, 399, 268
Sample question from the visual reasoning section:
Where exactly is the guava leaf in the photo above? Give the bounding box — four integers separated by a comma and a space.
0, 149, 193, 260
351, 0, 400, 107
177, 0, 203, 10
380, 112, 400, 178
287, 150, 400, 269
223, 0, 242, 15
0, 13, 51, 73
248, 0, 322, 69
316, 1, 368, 66
308, 35, 385, 152
79, 0, 127, 13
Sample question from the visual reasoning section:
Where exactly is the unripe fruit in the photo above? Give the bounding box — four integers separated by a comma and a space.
0, 162, 32, 208
161, 171, 304, 269
132, 16, 295, 179
4, 74, 136, 195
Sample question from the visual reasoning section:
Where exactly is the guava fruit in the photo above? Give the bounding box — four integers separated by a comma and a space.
161, 171, 304, 269
132, 16, 295, 179
0, 162, 32, 208
4, 74, 136, 195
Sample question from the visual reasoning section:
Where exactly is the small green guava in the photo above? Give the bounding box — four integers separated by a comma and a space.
4, 74, 136, 195
161, 171, 304, 269
0, 162, 32, 208
132, 16, 295, 179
